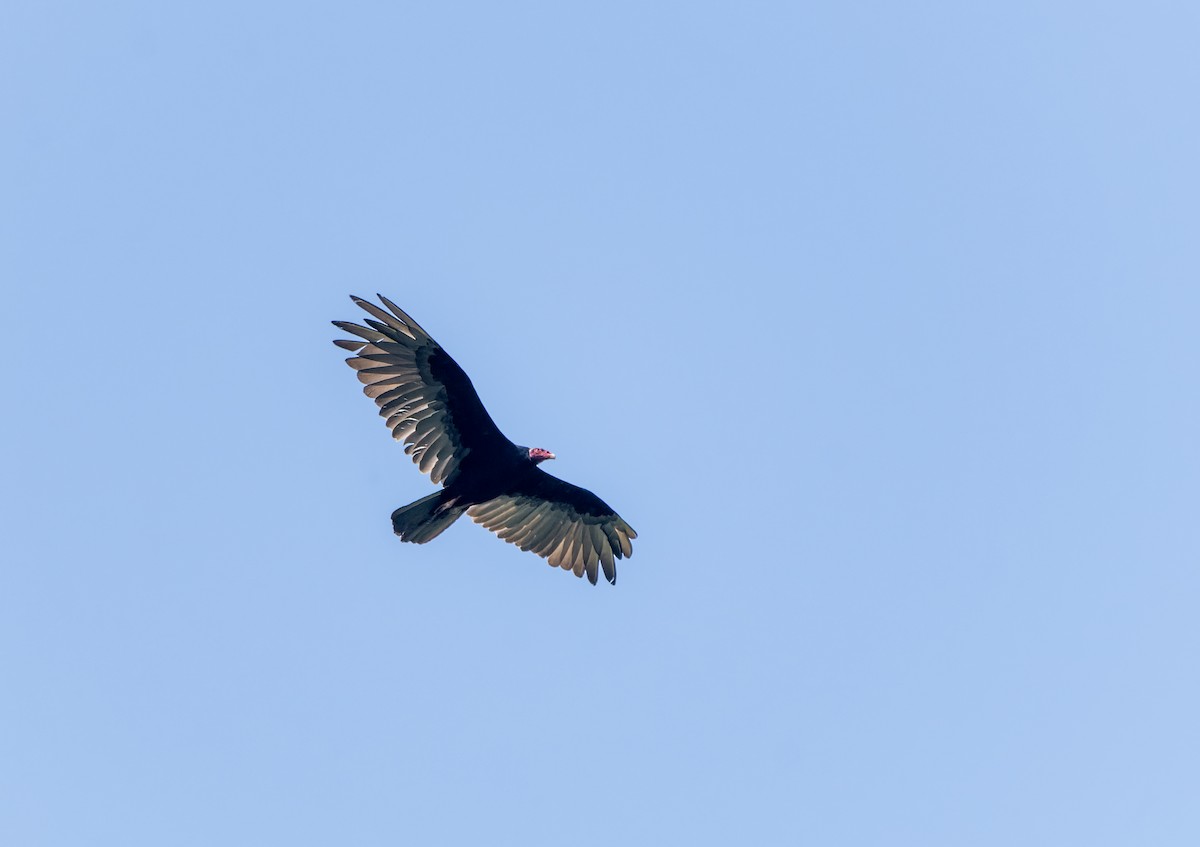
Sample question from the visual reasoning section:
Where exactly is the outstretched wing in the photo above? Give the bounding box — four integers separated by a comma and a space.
333, 294, 513, 486
467, 469, 637, 585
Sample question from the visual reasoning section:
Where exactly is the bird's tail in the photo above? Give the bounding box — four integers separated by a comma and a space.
391, 491, 467, 544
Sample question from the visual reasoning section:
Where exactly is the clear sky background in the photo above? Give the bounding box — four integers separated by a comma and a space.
2, 2, 1198, 845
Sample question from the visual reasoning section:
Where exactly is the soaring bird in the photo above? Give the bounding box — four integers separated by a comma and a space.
333, 295, 637, 585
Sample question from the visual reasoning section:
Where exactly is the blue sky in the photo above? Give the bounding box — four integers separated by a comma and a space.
3, 2, 1198, 844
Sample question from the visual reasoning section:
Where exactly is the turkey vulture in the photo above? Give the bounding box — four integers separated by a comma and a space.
333, 295, 637, 585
